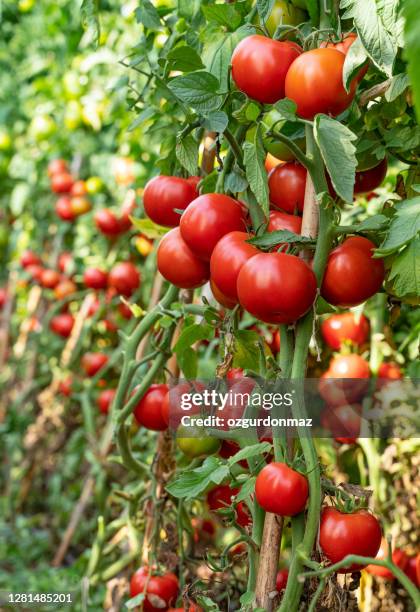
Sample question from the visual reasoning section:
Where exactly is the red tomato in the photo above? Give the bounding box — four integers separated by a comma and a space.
321, 312, 369, 349
143, 175, 198, 227
231, 35, 301, 104
94, 209, 122, 236
210, 280, 237, 309
51, 172, 74, 194
55, 196, 75, 221
20, 250, 41, 268
50, 313, 74, 338
54, 279, 77, 300
168, 606, 202, 612
180, 194, 246, 261
285, 48, 356, 119
81, 352, 108, 377
255, 462, 308, 516
83, 268, 108, 290
321, 402, 361, 443
70, 196, 91, 216
96, 389, 116, 415
58, 376, 73, 397
366, 539, 409, 579
268, 210, 302, 250
237, 252, 317, 324
329, 353, 370, 378
40, 269, 61, 289
48, 159, 68, 177
226, 368, 244, 381
71, 180, 87, 196
266, 327, 281, 355
320, 33, 368, 81
58, 252, 73, 274
130, 568, 179, 612
276, 568, 289, 591
157, 228, 209, 289
27, 264, 44, 282
319, 507, 382, 572
118, 302, 133, 320
191, 517, 216, 544
319, 354, 370, 407
0, 287, 7, 309
186, 175, 201, 195
378, 361, 403, 380
354, 159, 388, 195
108, 262, 140, 297
321, 237, 385, 307
268, 162, 306, 214
210, 231, 258, 302
404, 554, 420, 587
207, 484, 250, 527
133, 383, 169, 431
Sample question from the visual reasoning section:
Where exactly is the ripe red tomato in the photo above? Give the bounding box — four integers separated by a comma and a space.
321, 313, 369, 349
404, 554, 420, 587
168, 606, 202, 612
210, 280, 237, 309
20, 250, 41, 268
81, 352, 108, 377
180, 194, 246, 261
285, 48, 356, 119
366, 539, 409, 579
354, 159, 388, 194
210, 231, 258, 302
330, 353, 370, 378
378, 361, 403, 380
143, 175, 198, 227
117, 302, 133, 320
48, 159, 68, 177
276, 568, 289, 591
50, 313, 74, 338
191, 517, 216, 544
55, 196, 75, 221
319, 354, 370, 407
58, 376, 73, 397
83, 267, 108, 290
97, 389, 116, 415
54, 279, 77, 300
94, 209, 122, 236
321, 237, 385, 307
130, 568, 179, 612
0, 287, 7, 309
319, 507, 382, 572
157, 228, 209, 289
231, 35, 301, 104
268, 162, 306, 214
58, 252, 73, 274
40, 269, 61, 289
237, 252, 317, 324
51, 172, 74, 194
255, 462, 308, 516
133, 383, 169, 431
268, 210, 302, 250
70, 196, 91, 216
70, 179, 87, 197
27, 264, 44, 282
206, 484, 250, 527
186, 175, 201, 195
320, 33, 368, 80
108, 262, 140, 296
321, 402, 361, 444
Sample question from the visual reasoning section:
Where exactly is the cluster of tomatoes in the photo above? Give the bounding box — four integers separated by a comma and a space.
130, 567, 202, 612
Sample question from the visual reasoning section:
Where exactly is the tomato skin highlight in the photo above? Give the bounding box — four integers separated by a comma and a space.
319, 507, 382, 572
108, 262, 140, 297
237, 252, 317, 324
268, 162, 306, 214
321, 237, 385, 307
130, 568, 179, 612
321, 312, 369, 350
143, 175, 197, 227
210, 231, 258, 302
231, 35, 301, 104
285, 48, 356, 119
180, 194, 246, 261
255, 462, 308, 516
157, 228, 210, 289
133, 383, 169, 431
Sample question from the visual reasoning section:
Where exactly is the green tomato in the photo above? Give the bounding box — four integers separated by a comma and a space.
266, 0, 307, 36
0, 130, 12, 152
177, 423, 221, 458
29, 115, 56, 141
247, 110, 305, 162
64, 100, 83, 130
63, 71, 84, 100
86, 176, 104, 194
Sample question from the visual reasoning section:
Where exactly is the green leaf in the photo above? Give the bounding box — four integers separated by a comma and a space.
166, 45, 205, 72
80, 0, 101, 46
166, 456, 229, 500
196, 596, 221, 612
375, 198, 420, 256
314, 114, 357, 203
232, 100, 262, 124
385, 73, 410, 103
235, 476, 256, 503
403, 0, 420, 122
225, 168, 248, 194
202, 110, 229, 133
199, 170, 218, 194
130, 217, 167, 239
135, 0, 161, 29
316, 296, 338, 315
248, 230, 315, 249
202, 3, 242, 30
168, 71, 223, 113
233, 329, 262, 371
203, 25, 254, 90
177, 347, 198, 379
240, 591, 255, 607
273, 98, 298, 122
243, 125, 270, 216
227, 442, 272, 468
341, 0, 397, 77
353, 214, 390, 232
174, 322, 214, 355
176, 133, 199, 175
387, 237, 420, 298
256, 0, 275, 23
343, 36, 368, 91
305, 0, 320, 25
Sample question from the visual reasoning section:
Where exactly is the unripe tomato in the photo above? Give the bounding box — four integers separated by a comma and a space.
83, 267, 108, 290
48, 159, 68, 177
54, 279, 77, 300
237, 252, 317, 324
231, 35, 301, 104
133, 383, 169, 431
94, 209, 122, 236
268, 210, 302, 249
255, 462, 308, 516
97, 389, 116, 415
71, 180, 87, 197
276, 568, 289, 591
321, 237, 385, 307
143, 175, 197, 227
210, 280, 237, 309
70, 196, 91, 216
58, 376, 73, 397
20, 250, 41, 268
266, 0, 306, 36
319, 507, 382, 572
81, 352, 108, 377
130, 568, 179, 612
50, 313, 74, 338
268, 162, 306, 214
85, 176, 103, 194
55, 196, 75, 221
51, 172, 74, 194
285, 48, 356, 119
58, 252, 73, 275
366, 539, 409, 579
157, 228, 210, 289
378, 361, 403, 380
135, 235, 154, 257
180, 194, 246, 261
108, 262, 140, 296
40, 269, 61, 289
177, 432, 221, 458
354, 158, 388, 194
207, 484, 250, 527
321, 313, 369, 349
265, 153, 282, 172
210, 231, 259, 302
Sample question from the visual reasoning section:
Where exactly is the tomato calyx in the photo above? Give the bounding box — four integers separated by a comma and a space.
322, 478, 373, 514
